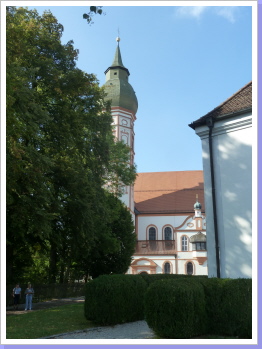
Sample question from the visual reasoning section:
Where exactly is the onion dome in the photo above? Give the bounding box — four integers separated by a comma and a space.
194, 200, 202, 210
103, 38, 138, 114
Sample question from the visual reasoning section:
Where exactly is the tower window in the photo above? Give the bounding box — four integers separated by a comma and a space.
114, 72, 117, 75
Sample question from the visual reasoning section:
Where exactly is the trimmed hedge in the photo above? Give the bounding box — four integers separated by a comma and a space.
144, 276, 252, 339
84, 274, 252, 338
196, 278, 252, 338
144, 278, 207, 338
196, 277, 226, 334
84, 274, 147, 325
218, 278, 252, 338
140, 273, 207, 287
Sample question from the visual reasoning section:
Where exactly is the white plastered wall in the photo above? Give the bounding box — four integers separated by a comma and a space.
196, 112, 252, 278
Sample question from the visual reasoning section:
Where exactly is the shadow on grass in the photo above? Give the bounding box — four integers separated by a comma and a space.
6, 303, 93, 339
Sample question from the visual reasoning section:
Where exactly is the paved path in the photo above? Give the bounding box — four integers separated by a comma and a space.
44, 321, 155, 339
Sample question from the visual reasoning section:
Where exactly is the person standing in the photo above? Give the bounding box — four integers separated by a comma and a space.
13, 284, 21, 310
25, 283, 34, 311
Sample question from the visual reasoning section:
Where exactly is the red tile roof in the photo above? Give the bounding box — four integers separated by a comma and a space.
189, 81, 252, 129
134, 171, 204, 214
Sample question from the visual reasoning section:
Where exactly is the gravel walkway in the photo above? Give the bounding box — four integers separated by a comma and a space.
45, 321, 155, 339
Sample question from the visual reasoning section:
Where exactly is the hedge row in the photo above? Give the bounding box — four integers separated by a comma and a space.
84, 274, 147, 325
145, 277, 252, 338
84, 274, 252, 338
139, 273, 207, 286
144, 278, 207, 338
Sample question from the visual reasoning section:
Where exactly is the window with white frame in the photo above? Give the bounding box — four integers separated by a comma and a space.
182, 236, 188, 251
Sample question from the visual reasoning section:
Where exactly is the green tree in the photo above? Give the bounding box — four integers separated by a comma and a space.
6, 7, 136, 284
78, 193, 136, 279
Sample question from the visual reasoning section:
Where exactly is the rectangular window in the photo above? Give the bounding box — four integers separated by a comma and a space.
182, 237, 188, 251
193, 242, 206, 250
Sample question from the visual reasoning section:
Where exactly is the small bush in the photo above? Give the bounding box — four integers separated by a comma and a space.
84, 274, 147, 325
218, 278, 252, 338
144, 279, 207, 338
197, 277, 226, 334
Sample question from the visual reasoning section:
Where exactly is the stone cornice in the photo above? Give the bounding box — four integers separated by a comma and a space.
195, 115, 252, 140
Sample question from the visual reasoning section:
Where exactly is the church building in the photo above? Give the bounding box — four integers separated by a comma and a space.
189, 81, 252, 279
103, 39, 208, 276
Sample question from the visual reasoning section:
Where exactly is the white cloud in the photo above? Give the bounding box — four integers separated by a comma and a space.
174, 6, 238, 23
215, 6, 238, 23
175, 6, 208, 19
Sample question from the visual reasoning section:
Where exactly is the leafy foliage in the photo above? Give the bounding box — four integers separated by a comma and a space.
83, 6, 104, 25
84, 193, 136, 279
6, 7, 136, 284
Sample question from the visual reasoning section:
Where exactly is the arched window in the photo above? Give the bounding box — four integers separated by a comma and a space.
182, 236, 188, 251
164, 226, 172, 240
186, 262, 193, 275
148, 227, 156, 240
164, 262, 171, 274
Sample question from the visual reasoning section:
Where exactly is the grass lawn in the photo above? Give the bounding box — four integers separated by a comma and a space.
6, 303, 93, 339
6, 304, 241, 340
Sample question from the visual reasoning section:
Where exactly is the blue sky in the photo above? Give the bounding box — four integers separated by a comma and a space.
23, 3, 253, 173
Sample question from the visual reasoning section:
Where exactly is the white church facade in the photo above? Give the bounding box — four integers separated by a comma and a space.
130, 171, 207, 275
103, 39, 208, 276
189, 82, 252, 279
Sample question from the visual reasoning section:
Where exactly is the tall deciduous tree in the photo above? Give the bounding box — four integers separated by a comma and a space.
6, 7, 136, 283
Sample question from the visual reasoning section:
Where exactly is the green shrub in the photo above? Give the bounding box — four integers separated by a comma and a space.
144, 279, 207, 338
218, 278, 252, 338
84, 274, 147, 325
139, 273, 207, 287
197, 277, 226, 334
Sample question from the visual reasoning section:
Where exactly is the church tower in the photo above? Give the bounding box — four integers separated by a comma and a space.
103, 37, 138, 218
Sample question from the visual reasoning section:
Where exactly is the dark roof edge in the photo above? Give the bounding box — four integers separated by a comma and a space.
188, 106, 252, 130
104, 65, 130, 76
188, 81, 252, 130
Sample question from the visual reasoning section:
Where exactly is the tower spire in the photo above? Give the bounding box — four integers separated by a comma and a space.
111, 37, 125, 68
